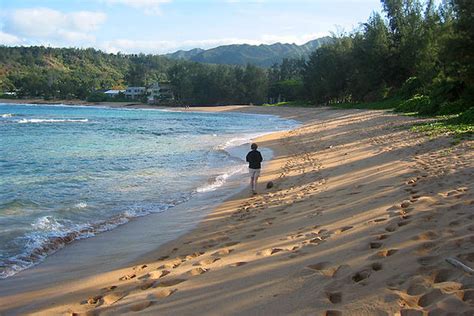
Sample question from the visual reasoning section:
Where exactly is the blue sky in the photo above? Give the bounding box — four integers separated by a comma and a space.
0, 0, 384, 54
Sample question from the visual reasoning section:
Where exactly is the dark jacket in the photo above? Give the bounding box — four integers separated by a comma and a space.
246, 150, 263, 169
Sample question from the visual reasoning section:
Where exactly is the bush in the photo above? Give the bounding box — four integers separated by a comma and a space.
438, 100, 472, 115
395, 95, 437, 114
399, 77, 423, 99
86, 92, 109, 102
429, 78, 464, 105
450, 107, 474, 124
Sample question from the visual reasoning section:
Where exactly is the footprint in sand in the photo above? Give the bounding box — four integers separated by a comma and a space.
132, 264, 148, 272
258, 248, 284, 256
373, 249, 398, 259
325, 310, 342, 316
139, 280, 156, 290
129, 300, 153, 312
194, 257, 220, 266
334, 226, 354, 234
326, 292, 342, 304
397, 220, 411, 227
417, 255, 440, 266
352, 270, 371, 283
155, 279, 186, 287
305, 262, 343, 278
86, 295, 102, 306
370, 242, 383, 249
371, 262, 383, 271
416, 242, 438, 255
377, 234, 389, 240
188, 267, 208, 276
185, 252, 205, 260
230, 262, 248, 267
413, 231, 439, 241
418, 289, 446, 308
119, 273, 136, 281
153, 288, 177, 299
385, 223, 398, 232
103, 292, 126, 305
145, 270, 170, 280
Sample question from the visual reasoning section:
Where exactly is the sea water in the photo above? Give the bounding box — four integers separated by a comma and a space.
0, 103, 298, 278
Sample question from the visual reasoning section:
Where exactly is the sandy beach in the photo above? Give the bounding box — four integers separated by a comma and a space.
0, 105, 473, 315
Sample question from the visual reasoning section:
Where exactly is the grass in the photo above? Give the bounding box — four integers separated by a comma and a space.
331, 97, 403, 110
411, 113, 474, 141
262, 100, 314, 107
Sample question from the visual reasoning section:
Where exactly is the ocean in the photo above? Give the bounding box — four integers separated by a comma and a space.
0, 103, 298, 279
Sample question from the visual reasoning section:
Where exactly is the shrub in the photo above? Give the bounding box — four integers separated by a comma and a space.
450, 107, 474, 124
395, 95, 437, 114
399, 77, 423, 99
438, 100, 472, 115
86, 92, 109, 102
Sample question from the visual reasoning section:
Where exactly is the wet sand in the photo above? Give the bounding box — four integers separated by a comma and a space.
0, 105, 473, 315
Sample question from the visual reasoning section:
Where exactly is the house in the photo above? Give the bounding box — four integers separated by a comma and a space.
158, 83, 174, 101
125, 87, 146, 99
146, 82, 174, 104
147, 83, 161, 103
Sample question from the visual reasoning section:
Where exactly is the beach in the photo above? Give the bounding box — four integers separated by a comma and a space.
0, 105, 473, 315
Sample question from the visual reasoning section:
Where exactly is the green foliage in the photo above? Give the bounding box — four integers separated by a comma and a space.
399, 77, 424, 99
0, 46, 270, 105
86, 92, 109, 102
262, 100, 313, 107
301, 0, 472, 117
333, 97, 402, 110
438, 100, 471, 115
395, 95, 436, 114
450, 107, 474, 124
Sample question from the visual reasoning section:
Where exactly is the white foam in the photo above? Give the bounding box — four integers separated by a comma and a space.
1, 113, 13, 118
196, 164, 245, 193
74, 202, 87, 209
18, 118, 89, 124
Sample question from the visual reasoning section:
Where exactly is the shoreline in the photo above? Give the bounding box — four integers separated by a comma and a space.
0, 105, 472, 315
0, 102, 297, 281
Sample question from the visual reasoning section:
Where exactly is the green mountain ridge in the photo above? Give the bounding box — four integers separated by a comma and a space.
165, 37, 332, 67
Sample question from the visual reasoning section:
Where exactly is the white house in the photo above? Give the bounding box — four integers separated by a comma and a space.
146, 82, 174, 104
147, 83, 161, 103
125, 87, 146, 99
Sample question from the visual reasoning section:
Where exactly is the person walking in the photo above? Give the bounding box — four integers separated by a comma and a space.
246, 143, 263, 194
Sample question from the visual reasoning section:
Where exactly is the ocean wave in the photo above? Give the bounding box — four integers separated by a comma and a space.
1, 113, 13, 118
0, 203, 171, 279
18, 118, 89, 124
196, 164, 245, 193
74, 202, 88, 209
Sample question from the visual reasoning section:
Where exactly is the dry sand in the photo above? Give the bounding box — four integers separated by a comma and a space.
0, 105, 473, 315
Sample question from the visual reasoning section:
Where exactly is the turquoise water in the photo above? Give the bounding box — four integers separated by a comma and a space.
0, 103, 297, 278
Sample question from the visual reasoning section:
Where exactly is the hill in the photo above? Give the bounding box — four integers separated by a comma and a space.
165, 37, 332, 67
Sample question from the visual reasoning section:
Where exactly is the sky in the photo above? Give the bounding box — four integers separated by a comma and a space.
0, 0, 385, 54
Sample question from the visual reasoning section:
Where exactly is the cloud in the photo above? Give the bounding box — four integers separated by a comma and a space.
0, 31, 22, 45
104, 0, 172, 15
3, 8, 106, 44
99, 33, 328, 54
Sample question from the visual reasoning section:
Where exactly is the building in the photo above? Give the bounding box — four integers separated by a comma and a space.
104, 89, 125, 97
146, 82, 174, 104
125, 87, 146, 99
147, 83, 161, 103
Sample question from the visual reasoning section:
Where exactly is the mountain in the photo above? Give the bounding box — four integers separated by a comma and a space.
165, 37, 332, 67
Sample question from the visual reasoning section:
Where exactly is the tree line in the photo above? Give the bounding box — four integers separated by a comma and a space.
0, 0, 472, 116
